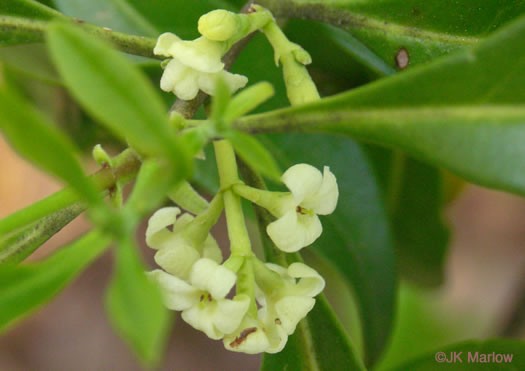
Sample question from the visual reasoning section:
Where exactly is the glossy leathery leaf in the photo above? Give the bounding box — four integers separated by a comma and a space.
258, 0, 525, 68
237, 17, 525, 196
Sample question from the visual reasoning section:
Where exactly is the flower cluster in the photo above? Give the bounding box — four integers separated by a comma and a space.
154, 33, 247, 100
146, 6, 338, 355
147, 164, 337, 354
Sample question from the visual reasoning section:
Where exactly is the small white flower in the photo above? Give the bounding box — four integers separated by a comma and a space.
257, 262, 325, 351
224, 262, 325, 354
146, 207, 222, 280
267, 164, 338, 252
154, 32, 248, 100
149, 258, 250, 340
223, 315, 271, 354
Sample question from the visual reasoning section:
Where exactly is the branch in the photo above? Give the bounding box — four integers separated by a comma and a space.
0, 148, 141, 237
0, 15, 159, 59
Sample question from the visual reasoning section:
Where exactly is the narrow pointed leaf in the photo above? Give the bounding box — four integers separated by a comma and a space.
237, 16, 525, 196
0, 203, 85, 264
225, 131, 281, 182
0, 230, 111, 333
46, 22, 191, 179
105, 237, 171, 367
0, 88, 101, 206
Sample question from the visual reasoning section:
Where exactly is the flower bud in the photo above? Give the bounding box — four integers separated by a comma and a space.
198, 10, 239, 41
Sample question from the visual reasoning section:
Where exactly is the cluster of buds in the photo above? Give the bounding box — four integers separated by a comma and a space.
147, 164, 338, 353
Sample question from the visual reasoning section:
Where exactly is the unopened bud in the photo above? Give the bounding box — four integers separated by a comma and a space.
198, 10, 239, 41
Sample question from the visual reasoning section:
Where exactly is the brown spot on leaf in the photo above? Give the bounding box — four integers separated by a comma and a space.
229, 327, 258, 348
395, 48, 410, 70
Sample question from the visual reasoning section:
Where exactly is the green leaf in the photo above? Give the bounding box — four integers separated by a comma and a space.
0, 88, 100, 205
262, 295, 365, 371
52, 0, 238, 40
46, 22, 191, 178
105, 237, 172, 367
259, 0, 525, 68
0, 230, 111, 333
0, 203, 85, 264
0, 43, 61, 84
375, 284, 486, 370
366, 149, 449, 286
53, 0, 158, 37
226, 131, 281, 183
0, 0, 61, 46
262, 134, 396, 367
237, 16, 525, 196
224, 82, 275, 122
0, 0, 60, 20
389, 339, 525, 370
124, 159, 174, 218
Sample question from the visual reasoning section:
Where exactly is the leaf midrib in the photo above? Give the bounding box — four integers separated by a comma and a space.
238, 104, 525, 133
262, 0, 480, 46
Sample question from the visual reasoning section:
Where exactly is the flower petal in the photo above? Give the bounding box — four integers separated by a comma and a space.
154, 32, 181, 56
148, 269, 199, 311
267, 210, 322, 252
154, 241, 200, 280
160, 59, 188, 93
173, 71, 200, 101
282, 164, 323, 206
182, 304, 223, 340
190, 258, 236, 299
168, 37, 224, 73
309, 166, 339, 215
214, 295, 250, 334
275, 296, 315, 334
258, 306, 289, 353
145, 207, 181, 249
287, 263, 325, 297
220, 70, 249, 94
223, 316, 270, 354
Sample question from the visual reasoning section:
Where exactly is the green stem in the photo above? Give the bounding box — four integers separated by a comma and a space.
0, 15, 159, 59
0, 148, 141, 237
182, 193, 224, 249
214, 140, 251, 256
167, 181, 209, 215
